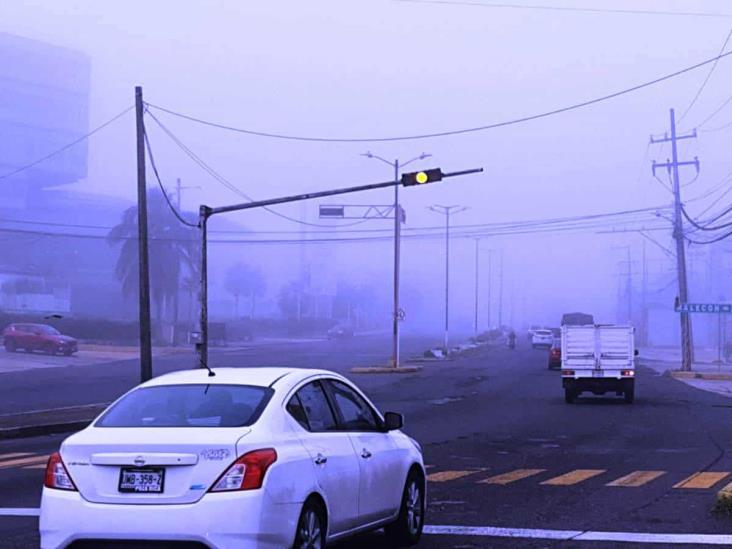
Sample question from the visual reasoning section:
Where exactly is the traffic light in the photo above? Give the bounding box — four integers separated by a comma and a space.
401, 168, 444, 187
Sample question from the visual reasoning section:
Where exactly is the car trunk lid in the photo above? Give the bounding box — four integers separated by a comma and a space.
62, 427, 250, 504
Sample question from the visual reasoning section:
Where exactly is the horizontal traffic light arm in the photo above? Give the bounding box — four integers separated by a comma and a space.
205, 167, 483, 218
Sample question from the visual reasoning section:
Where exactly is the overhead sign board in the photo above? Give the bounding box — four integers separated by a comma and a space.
675, 303, 732, 314
318, 205, 345, 218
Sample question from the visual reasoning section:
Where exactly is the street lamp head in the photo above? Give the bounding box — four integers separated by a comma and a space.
361, 151, 374, 158
419, 153, 432, 160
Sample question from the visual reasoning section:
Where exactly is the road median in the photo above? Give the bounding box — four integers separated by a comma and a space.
0, 403, 106, 440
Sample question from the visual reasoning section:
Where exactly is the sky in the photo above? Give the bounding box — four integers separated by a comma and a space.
2, 0, 732, 334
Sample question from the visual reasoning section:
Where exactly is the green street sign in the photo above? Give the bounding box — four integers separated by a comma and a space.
675, 303, 732, 314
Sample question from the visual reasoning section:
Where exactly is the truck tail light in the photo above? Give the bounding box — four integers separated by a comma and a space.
561, 370, 575, 376
44, 452, 77, 491
621, 370, 635, 377
210, 449, 277, 492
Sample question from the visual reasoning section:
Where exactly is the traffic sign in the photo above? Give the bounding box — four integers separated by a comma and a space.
675, 303, 732, 314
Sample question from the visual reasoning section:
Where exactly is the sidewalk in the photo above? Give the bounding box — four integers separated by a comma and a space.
640, 346, 732, 399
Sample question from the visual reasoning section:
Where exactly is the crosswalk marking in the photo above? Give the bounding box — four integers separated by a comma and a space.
481, 469, 546, 485
607, 471, 666, 487
541, 469, 606, 486
674, 472, 730, 489
428, 470, 483, 483
0, 455, 49, 469
0, 453, 33, 461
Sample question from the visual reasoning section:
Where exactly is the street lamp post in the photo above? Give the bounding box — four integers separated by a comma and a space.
429, 205, 467, 352
362, 152, 431, 368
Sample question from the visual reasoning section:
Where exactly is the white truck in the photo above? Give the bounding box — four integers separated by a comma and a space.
561, 324, 636, 404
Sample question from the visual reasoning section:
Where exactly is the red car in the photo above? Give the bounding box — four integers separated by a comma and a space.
547, 339, 561, 370
2, 323, 78, 356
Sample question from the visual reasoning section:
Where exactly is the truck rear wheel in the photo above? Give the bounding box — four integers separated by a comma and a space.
624, 386, 635, 404
564, 387, 575, 404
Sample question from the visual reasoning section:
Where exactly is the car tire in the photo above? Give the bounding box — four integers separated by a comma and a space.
293, 498, 326, 549
385, 469, 425, 547
4, 340, 16, 353
45, 343, 57, 356
63, 349, 73, 357
564, 387, 575, 404
624, 386, 635, 404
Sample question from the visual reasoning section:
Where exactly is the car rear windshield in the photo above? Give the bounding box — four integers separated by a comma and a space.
95, 384, 273, 428
536, 330, 552, 335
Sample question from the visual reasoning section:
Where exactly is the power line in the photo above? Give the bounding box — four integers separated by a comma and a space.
141, 123, 199, 228
146, 50, 732, 143
395, 0, 732, 18
679, 28, 732, 122
696, 91, 732, 129
685, 228, 732, 245
145, 109, 371, 229
0, 106, 134, 181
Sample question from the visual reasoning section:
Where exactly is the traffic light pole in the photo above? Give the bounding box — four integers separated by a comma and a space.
195, 168, 482, 372
392, 159, 402, 369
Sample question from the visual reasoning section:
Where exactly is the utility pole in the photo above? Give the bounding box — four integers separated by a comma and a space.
135, 86, 153, 383
487, 249, 493, 328
651, 108, 699, 371
361, 152, 431, 368
474, 238, 480, 334
498, 250, 504, 327
429, 205, 467, 351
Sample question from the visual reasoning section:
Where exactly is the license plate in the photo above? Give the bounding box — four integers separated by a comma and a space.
592, 370, 604, 378
119, 467, 165, 493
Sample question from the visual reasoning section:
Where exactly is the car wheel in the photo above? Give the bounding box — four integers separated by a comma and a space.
4, 340, 16, 353
624, 386, 635, 404
293, 499, 326, 549
385, 469, 425, 547
63, 349, 73, 356
45, 343, 57, 356
564, 388, 575, 404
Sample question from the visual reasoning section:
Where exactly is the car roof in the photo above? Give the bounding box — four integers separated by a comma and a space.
142, 367, 338, 390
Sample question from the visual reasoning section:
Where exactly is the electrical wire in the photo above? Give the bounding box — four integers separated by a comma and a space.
142, 122, 199, 228
145, 50, 732, 143
679, 28, 732, 123
145, 110, 371, 229
685, 228, 732, 245
0, 106, 134, 181
681, 205, 732, 231
696, 91, 732, 129
394, 0, 732, 18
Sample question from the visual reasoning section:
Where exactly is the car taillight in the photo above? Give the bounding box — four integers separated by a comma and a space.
551, 349, 561, 356
621, 370, 635, 377
44, 452, 76, 491
561, 370, 575, 376
209, 448, 277, 492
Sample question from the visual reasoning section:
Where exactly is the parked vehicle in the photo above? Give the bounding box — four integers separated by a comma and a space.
561, 324, 636, 404
547, 338, 561, 370
39, 367, 425, 549
2, 323, 77, 356
531, 329, 553, 349
327, 324, 354, 339
526, 324, 541, 340
560, 312, 594, 326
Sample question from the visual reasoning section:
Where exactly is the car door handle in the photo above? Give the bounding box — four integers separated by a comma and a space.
314, 453, 327, 465
361, 449, 372, 459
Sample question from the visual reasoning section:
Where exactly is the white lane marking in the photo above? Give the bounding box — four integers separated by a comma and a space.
424, 525, 732, 545
0, 508, 40, 517
425, 525, 581, 540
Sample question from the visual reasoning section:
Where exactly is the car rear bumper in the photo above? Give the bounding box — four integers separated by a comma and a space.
40, 487, 301, 549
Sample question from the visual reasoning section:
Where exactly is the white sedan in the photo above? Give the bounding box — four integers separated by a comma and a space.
40, 367, 426, 548
531, 329, 554, 349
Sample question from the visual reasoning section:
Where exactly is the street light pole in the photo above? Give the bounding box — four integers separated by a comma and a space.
429, 205, 467, 351
362, 152, 431, 368
474, 238, 480, 335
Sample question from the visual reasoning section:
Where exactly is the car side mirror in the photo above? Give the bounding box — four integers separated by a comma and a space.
634, 349, 639, 356
383, 412, 403, 432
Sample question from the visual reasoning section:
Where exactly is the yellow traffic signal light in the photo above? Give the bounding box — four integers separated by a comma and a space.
401, 168, 444, 187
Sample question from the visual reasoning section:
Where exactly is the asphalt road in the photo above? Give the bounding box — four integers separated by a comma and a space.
2, 338, 732, 547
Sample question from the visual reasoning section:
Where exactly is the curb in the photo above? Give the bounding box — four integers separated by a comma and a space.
669, 371, 732, 381
350, 366, 422, 374
0, 420, 92, 440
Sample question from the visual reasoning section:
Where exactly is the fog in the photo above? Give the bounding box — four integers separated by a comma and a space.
2, 0, 732, 348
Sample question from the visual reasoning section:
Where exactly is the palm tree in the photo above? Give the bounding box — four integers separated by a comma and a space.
107, 190, 198, 343
225, 263, 266, 318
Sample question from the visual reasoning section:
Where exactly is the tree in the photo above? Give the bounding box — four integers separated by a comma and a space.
225, 263, 266, 318
107, 190, 198, 343
278, 281, 307, 319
